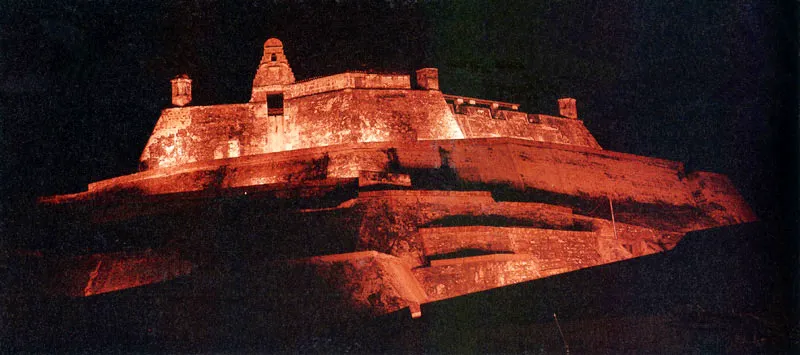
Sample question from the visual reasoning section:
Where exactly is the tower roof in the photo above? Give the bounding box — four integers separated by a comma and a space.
251, 37, 295, 101
264, 37, 283, 48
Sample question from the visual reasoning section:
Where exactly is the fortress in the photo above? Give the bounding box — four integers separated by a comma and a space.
37, 38, 756, 321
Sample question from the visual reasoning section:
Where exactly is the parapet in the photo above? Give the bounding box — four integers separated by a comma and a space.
443, 95, 601, 149
285, 72, 410, 99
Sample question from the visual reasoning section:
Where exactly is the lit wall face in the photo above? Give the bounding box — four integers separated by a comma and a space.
139, 104, 266, 170
139, 88, 466, 171
285, 89, 464, 148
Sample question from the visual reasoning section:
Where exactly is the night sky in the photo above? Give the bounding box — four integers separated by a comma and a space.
2, 0, 796, 351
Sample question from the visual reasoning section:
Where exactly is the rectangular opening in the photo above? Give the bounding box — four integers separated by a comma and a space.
267, 94, 284, 115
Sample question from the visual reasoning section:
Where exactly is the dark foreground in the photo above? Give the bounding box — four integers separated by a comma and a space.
3, 223, 793, 353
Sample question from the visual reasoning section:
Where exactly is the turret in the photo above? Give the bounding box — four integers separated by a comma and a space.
558, 97, 577, 119
415, 68, 439, 90
171, 74, 192, 107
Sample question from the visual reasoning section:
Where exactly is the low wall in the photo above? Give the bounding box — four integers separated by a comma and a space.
454, 110, 602, 150
98, 137, 693, 205
355, 190, 577, 266
285, 72, 411, 99
419, 226, 598, 258
413, 254, 543, 302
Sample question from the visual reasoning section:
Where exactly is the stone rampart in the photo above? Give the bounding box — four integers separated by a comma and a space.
139, 87, 463, 171
109, 138, 687, 203
419, 226, 598, 257
61, 138, 752, 234
283, 89, 464, 149
139, 103, 269, 170
140, 74, 609, 173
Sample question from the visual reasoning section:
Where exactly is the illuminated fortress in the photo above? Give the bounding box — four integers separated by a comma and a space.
39, 38, 756, 320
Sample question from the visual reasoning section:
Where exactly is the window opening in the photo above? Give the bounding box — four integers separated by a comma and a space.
267, 94, 284, 115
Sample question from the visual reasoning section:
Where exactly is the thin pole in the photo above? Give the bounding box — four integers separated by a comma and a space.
553, 313, 570, 354
608, 195, 618, 239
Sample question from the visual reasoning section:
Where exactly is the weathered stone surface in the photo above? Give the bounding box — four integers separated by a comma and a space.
414, 255, 544, 302
170, 74, 192, 107
358, 170, 411, 187
558, 97, 578, 118
354, 190, 578, 266
412, 224, 680, 302
454, 110, 600, 149
686, 171, 758, 226
286, 251, 427, 317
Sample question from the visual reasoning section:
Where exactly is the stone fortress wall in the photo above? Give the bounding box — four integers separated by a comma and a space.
61, 137, 754, 233
138, 38, 604, 171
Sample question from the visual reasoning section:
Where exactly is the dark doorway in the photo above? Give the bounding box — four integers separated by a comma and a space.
267, 94, 284, 115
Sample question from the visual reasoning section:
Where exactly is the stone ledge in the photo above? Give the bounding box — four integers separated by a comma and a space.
428, 253, 536, 267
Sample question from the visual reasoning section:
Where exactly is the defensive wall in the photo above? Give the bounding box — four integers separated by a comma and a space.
40, 137, 754, 233
453, 109, 601, 149
103, 138, 688, 201
140, 70, 601, 171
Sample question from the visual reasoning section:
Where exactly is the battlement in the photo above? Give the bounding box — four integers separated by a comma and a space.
443, 94, 520, 116
443, 94, 602, 149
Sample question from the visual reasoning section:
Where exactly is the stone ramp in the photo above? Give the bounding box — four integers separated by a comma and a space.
47, 249, 194, 297
414, 254, 543, 302
289, 251, 428, 318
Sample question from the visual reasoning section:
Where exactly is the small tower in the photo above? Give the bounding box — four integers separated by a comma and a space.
171, 74, 192, 107
415, 68, 439, 90
251, 38, 295, 103
558, 97, 577, 119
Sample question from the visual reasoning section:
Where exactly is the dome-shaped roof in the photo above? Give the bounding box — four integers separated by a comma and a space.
264, 38, 283, 48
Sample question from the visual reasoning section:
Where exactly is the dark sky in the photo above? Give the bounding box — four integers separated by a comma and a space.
1, 0, 796, 333
1, 1, 793, 208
